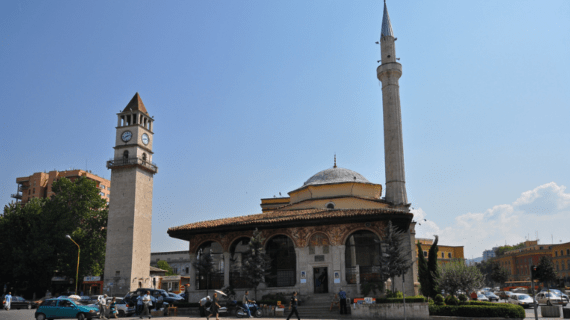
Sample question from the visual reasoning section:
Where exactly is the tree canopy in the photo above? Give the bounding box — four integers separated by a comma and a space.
242, 228, 270, 299
437, 260, 483, 296
157, 260, 177, 276
381, 221, 412, 285
535, 256, 557, 286
0, 176, 108, 298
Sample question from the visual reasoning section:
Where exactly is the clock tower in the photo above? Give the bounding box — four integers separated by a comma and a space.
104, 92, 158, 295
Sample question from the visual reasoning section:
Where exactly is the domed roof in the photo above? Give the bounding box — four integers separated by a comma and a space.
303, 167, 370, 187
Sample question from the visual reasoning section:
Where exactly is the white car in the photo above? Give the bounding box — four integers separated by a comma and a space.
477, 294, 489, 302
508, 293, 535, 309
535, 292, 566, 306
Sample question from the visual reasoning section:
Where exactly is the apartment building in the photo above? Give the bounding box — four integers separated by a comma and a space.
416, 238, 465, 264
11, 169, 110, 205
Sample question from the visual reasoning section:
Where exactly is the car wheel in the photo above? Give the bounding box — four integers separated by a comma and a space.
547, 301, 552, 306
36, 313, 46, 320
119, 310, 125, 317
77, 313, 85, 320
28, 304, 32, 309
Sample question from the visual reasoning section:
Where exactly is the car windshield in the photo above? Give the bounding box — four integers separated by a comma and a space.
519, 295, 530, 299
544, 293, 558, 298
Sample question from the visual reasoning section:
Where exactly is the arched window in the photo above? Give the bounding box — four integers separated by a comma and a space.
345, 230, 381, 284
308, 233, 330, 255
265, 235, 296, 287
326, 202, 335, 209
229, 237, 252, 288
142, 153, 147, 163
195, 241, 224, 289
123, 150, 129, 164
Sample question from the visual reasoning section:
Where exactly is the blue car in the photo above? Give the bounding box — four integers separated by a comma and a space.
34, 298, 100, 320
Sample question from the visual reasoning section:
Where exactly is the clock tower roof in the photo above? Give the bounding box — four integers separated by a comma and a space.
122, 92, 148, 115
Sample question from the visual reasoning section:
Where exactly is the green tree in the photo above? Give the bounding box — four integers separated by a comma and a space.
437, 260, 483, 296
417, 241, 430, 297
535, 256, 557, 288
381, 221, 412, 289
490, 262, 509, 287
192, 251, 215, 295
426, 235, 441, 298
0, 176, 108, 298
157, 260, 177, 276
242, 228, 270, 299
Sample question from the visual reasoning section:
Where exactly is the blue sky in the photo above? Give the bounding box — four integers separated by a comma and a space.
1, 1, 569, 258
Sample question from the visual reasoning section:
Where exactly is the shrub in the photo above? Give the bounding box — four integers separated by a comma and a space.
444, 295, 459, 305
434, 294, 444, 305
360, 280, 385, 296
385, 290, 404, 298
458, 294, 467, 302
429, 303, 525, 318
375, 296, 426, 304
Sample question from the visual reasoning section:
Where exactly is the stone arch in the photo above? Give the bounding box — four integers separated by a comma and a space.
308, 232, 331, 254
265, 234, 296, 287
229, 236, 252, 288
344, 229, 382, 285
340, 227, 382, 246
195, 241, 224, 290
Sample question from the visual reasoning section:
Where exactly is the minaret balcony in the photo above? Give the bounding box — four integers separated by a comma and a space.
11, 193, 23, 199
106, 157, 158, 174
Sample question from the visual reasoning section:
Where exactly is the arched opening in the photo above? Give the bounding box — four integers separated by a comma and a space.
229, 237, 252, 288
326, 202, 335, 209
345, 230, 381, 284
309, 233, 330, 255
123, 150, 129, 164
195, 241, 224, 290
142, 153, 147, 164
265, 235, 296, 287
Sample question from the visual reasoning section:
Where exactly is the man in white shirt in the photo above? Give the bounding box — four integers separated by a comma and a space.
4, 292, 12, 311
97, 294, 108, 320
141, 291, 152, 319
199, 296, 211, 317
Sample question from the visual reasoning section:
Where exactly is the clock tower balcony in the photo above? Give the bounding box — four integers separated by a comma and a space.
106, 156, 158, 174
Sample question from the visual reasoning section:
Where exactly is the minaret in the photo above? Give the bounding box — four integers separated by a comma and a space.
377, 1, 408, 206
104, 93, 158, 295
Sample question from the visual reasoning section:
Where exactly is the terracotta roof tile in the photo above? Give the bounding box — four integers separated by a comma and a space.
168, 207, 410, 234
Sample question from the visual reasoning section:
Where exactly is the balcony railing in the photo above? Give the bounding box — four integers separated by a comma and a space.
106, 157, 158, 173
10, 193, 22, 199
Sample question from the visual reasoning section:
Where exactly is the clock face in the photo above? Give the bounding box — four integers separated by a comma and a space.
121, 131, 133, 142
142, 133, 149, 145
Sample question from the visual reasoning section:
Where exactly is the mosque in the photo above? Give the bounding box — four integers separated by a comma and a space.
168, 2, 418, 300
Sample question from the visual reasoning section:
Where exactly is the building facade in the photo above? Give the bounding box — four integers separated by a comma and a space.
168, 2, 418, 301
482, 248, 497, 261
416, 238, 464, 264
552, 241, 570, 285
492, 240, 554, 282
11, 169, 110, 205
151, 251, 192, 277
103, 93, 158, 295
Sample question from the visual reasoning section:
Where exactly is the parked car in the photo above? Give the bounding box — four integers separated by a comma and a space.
535, 292, 566, 306
508, 293, 535, 308
2, 295, 38, 309
107, 297, 135, 317
540, 289, 569, 303
498, 291, 513, 300
477, 294, 490, 302
167, 293, 184, 301
34, 298, 100, 320
484, 291, 499, 302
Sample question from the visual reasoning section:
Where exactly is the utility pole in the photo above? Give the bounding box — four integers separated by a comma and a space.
530, 265, 538, 320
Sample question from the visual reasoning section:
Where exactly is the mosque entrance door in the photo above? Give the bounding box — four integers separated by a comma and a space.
313, 267, 328, 294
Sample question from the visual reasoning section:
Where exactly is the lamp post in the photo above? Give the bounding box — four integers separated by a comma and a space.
66, 235, 80, 295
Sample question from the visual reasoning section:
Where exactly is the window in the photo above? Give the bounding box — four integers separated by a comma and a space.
556, 252, 558, 257
185, 267, 189, 274
266, 235, 296, 287
100, 192, 105, 196
448, 253, 452, 258
115, 271, 120, 276
101, 185, 106, 190
309, 233, 330, 255
142, 153, 147, 162
345, 230, 381, 285
229, 237, 252, 288
441, 252, 444, 258
326, 202, 335, 209
33, 188, 35, 194
424, 251, 427, 257
561, 250, 564, 256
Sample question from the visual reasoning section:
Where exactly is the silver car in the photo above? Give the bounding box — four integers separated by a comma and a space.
508, 293, 535, 309
535, 292, 566, 306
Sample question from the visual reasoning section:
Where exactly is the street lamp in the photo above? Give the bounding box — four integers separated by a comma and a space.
66, 235, 80, 295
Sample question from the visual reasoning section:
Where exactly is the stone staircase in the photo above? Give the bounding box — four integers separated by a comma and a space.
295, 294, 346, 319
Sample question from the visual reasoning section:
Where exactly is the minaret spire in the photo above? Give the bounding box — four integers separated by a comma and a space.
377, 1, 408, 206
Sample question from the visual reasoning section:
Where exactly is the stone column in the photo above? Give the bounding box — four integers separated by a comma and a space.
223, 252, 230, 289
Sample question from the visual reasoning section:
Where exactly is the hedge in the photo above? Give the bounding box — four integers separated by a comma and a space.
429, 304, 525, 318
376, 297, 426, 304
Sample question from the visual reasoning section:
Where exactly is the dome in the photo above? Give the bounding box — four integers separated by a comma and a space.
303, 167, 370, 187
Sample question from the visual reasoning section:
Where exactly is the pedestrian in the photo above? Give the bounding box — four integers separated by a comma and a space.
183, 284, 190, 302
141, 291, 152, 319
3, 292, 12, 311
330, 293, 340, 312
109, 297, 118, 319
199, 296, 211, 317
137, 293, 143, 315
98, 294, 108, 320
242, 290, 253, 318
470, 291, 477, 301
287, 291, 300, 320
207, 292, 220, 320
339, 288, 347, 315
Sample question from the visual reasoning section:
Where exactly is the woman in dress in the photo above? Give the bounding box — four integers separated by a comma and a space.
330, 293, 340, 311
109, 297, 118, 318
208, 292, 221, 320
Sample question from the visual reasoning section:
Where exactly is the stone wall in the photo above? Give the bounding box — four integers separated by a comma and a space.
350, 302, 429, 320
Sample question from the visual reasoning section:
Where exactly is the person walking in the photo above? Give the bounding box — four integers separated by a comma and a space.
339, 288, 347, 315
4, 292, 12, 311
286, 291, 300, 320
329, 293, 340, 312
207, 292, 220, 320
242, 291, 253, 318
97, 294, 108, 320
199, 296, 211, 317
109, 297, 118, 319
136, 293, 143, 316
141, 291, 152, 319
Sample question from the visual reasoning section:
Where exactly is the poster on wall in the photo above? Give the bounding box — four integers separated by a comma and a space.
301, 271, 306, 278
334, 271, 340, 283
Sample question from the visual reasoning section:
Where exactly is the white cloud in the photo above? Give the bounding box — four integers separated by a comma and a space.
413, 182, 570, 258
